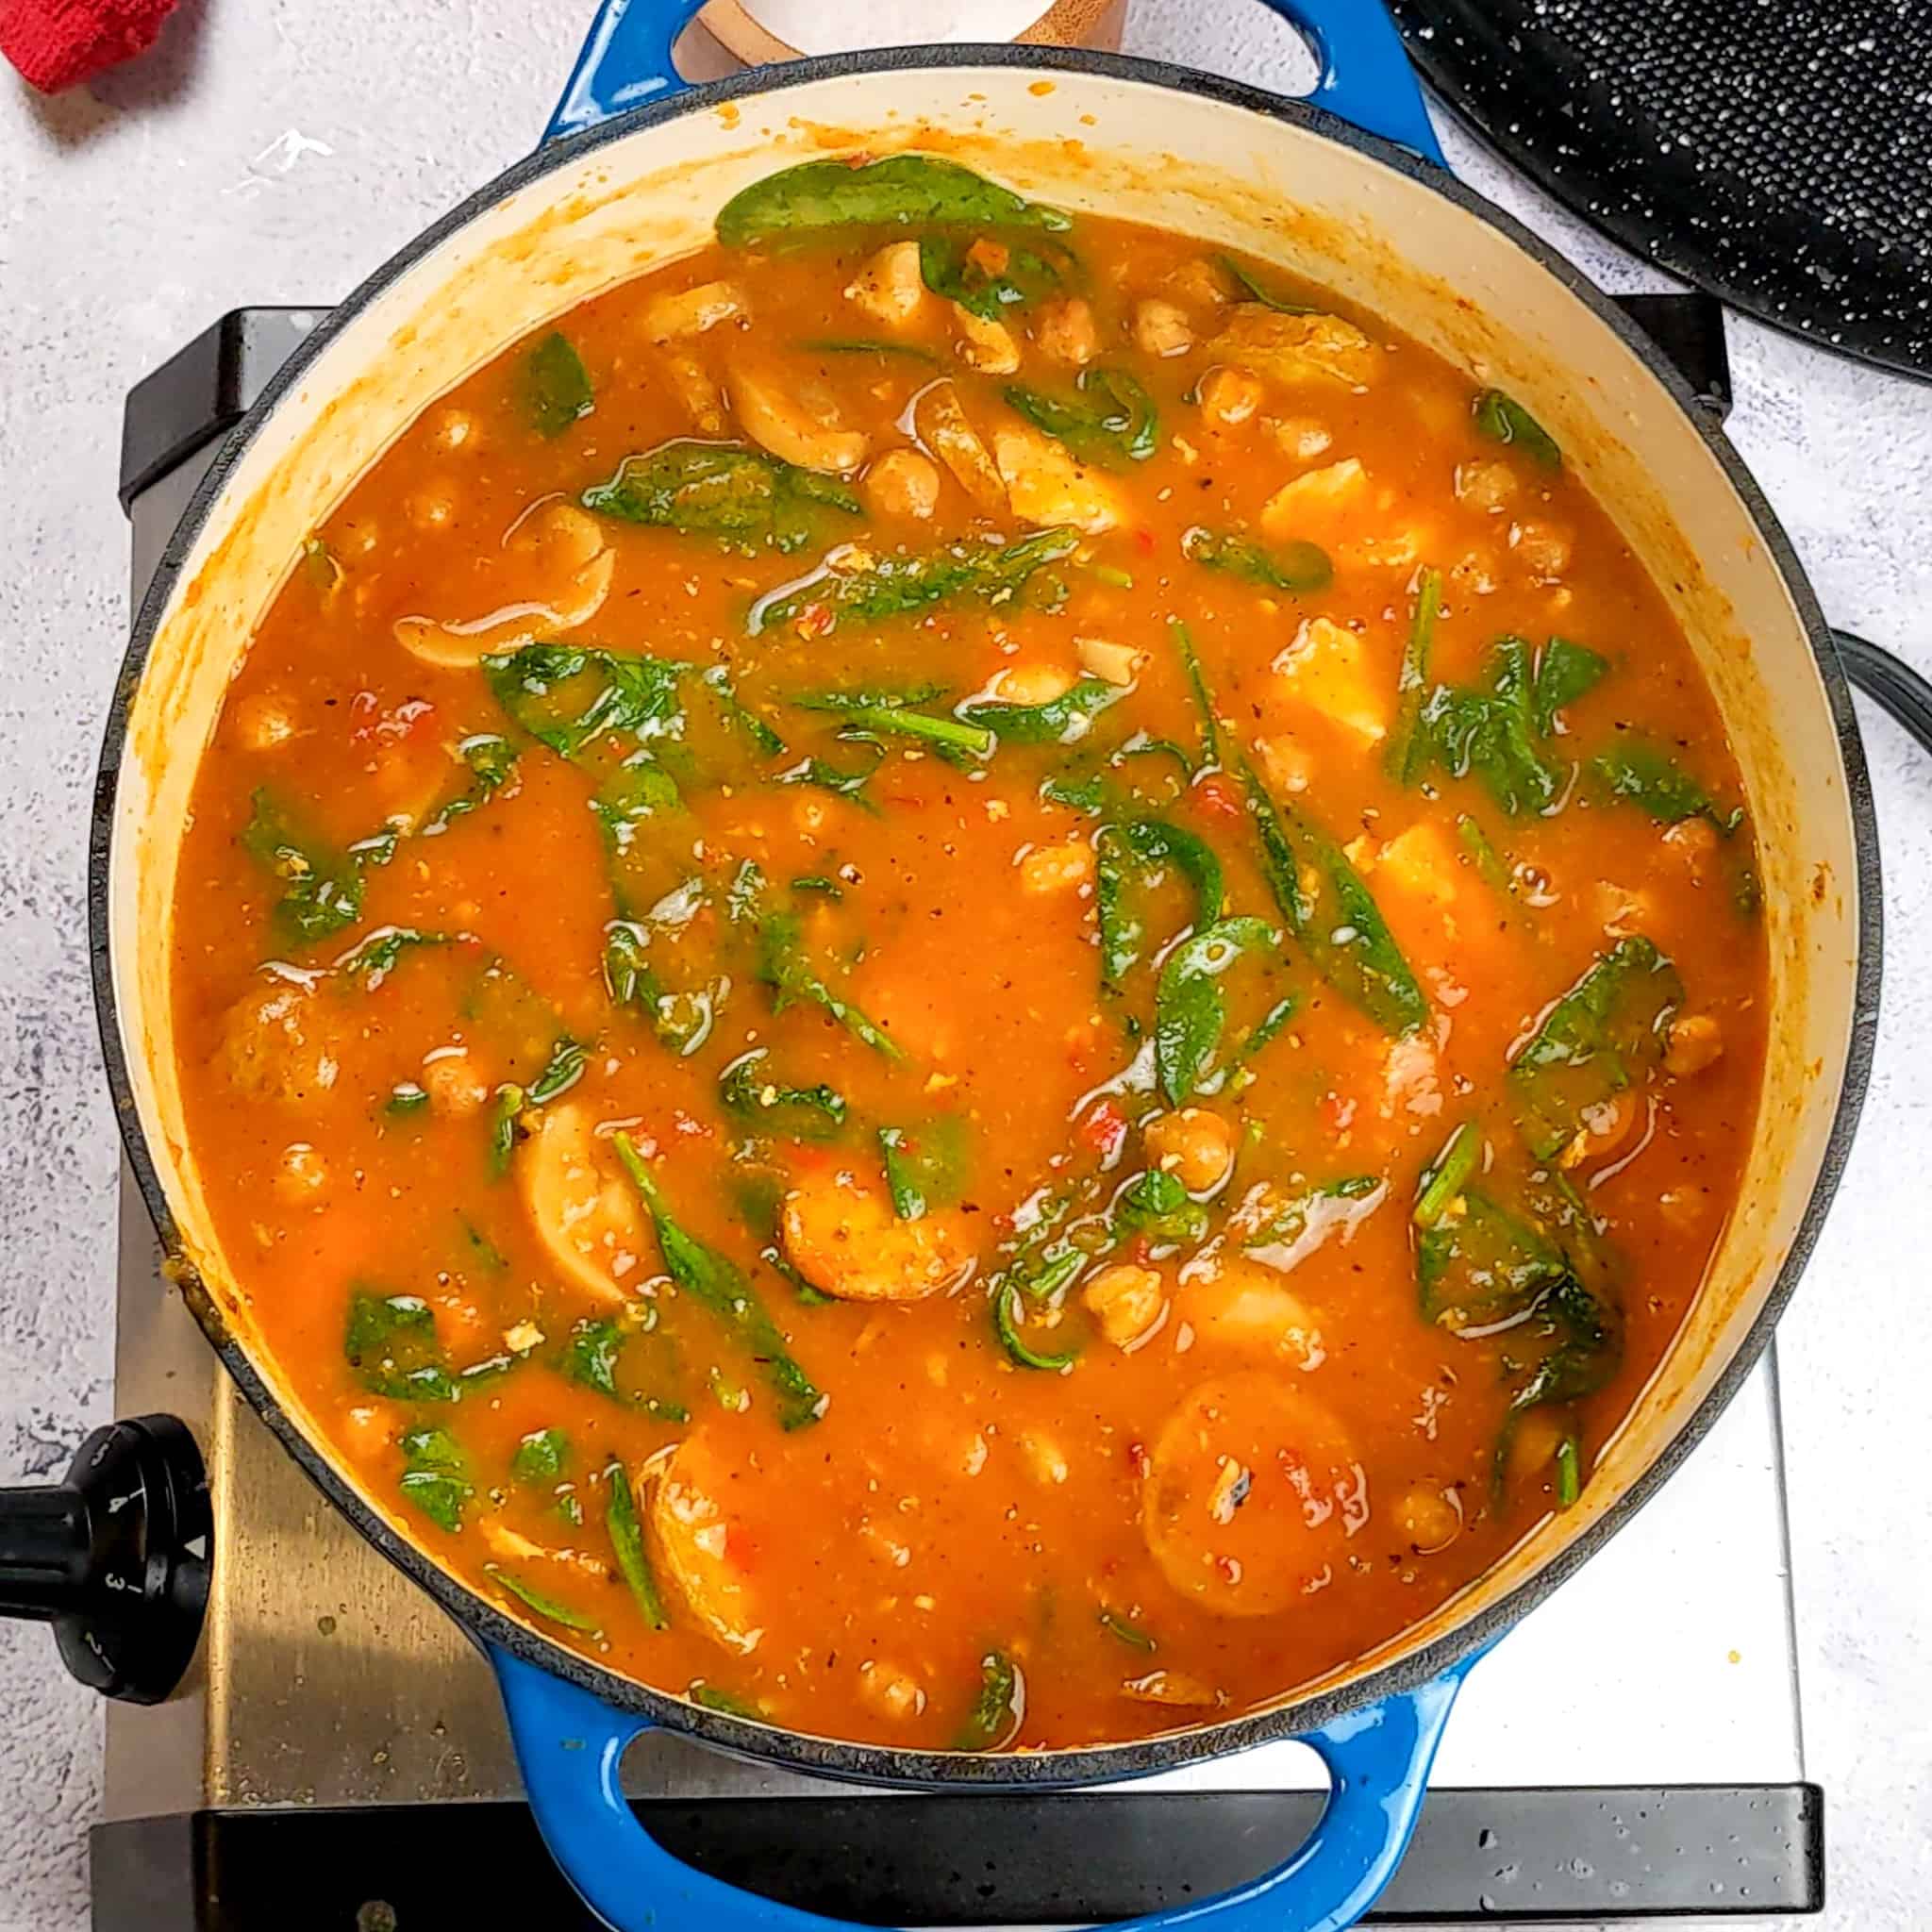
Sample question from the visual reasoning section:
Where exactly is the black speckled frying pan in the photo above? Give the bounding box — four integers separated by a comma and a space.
1390, 0, 1932, 383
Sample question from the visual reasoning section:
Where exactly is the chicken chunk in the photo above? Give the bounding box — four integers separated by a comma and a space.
844, 241, 927, 328
393, 501, 613, 667
651, 1437, 763, 1654
779, 1173, 970, 1302
727, 363, 869, 474
952, 304, 1022, 375
1665, 1011, 1724, 1077
661, 352, 727, 436
862, 448, 941, 521
1132, 298, 1194, 358
1198, 366, 1264, 426
913, 380, 1008, 512
1206, 305, 1379, 388
642, 278, 748, 343
518, 1102, 649, 1305
993, 424, 1124, 534
1075, 636, 1144, 687
1271, 614, 1388, 745
1259, 458, 1370, 539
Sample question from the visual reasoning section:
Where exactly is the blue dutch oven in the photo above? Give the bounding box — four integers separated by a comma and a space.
82, 1, 1878, 1927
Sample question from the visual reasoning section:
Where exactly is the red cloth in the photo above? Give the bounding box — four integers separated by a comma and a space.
0, 0, 179, 92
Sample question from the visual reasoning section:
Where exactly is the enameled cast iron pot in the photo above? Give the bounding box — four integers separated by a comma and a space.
90, 1, 1881, 1924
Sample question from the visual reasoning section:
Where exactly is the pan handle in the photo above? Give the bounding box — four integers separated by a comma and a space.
1835, 629, 1932, 758
543, 0, 1446, 164
492, 1641, 1481, 1932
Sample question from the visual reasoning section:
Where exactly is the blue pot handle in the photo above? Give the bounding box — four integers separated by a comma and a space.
544, 0, 1442, 163
492, 1641, 1481, 1932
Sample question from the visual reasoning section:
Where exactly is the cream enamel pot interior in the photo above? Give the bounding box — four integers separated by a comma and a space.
91, 4, 1878, 1927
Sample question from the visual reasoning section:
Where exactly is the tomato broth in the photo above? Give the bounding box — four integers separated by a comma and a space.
168, 156, 1766, 1752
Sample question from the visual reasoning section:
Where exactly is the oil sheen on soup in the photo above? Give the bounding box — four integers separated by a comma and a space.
169, 155, 1766, 1753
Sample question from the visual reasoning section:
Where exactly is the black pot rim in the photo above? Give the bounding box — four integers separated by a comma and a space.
90, 40, 1883, 1790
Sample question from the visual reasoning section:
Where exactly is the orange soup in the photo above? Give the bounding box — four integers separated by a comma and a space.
169, 155, 1765, 1751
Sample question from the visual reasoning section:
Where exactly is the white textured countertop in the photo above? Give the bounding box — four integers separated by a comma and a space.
1, 6, 1927, 1927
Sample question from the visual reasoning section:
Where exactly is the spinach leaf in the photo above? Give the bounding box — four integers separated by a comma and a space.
1111, 1168, 1208, 1248
1098, 1607, 1158, 1651
920, 232, 1069, 319
878, 1118, 970, 1222
732, 1170, 830, 1308
698, 663, 787, 758
486, 644, 688, 761
1509, 936, 1684, 1159
522, 330, 594, 439
582, 440, 861, 554
1181, 525, 1332, 594
688, 1680, 762, 1718
1154, 916, 1276, 1105
720, 1048, 847, 1140
954, 1649, 1025, 1750
303, 534, 342, 595
1418, 1187, 1573, 1328
525, 1036, 587, 1107
487, 1083, 525, 1179
346, 1291, 457, 1402
604, 1459, 670, 1630
242, 790, 383, 944
1423, 636, 1564, 816
993, 1278, 1080, 1370
1473, 387, 1561, 469
1004, 366, 1158, 467
749, 527, 1079, 637
1170, 619, 1223, 768
1233, 754, 1426, 1036
335, 925, 442, 991
1385, 566, 1442, 785
1095, 817, 1224, 988
1216, 255, 1317, 313
1456, 812, 1514, 898
385, 1083, 428, 1117
1412, 1121, 1480, 1230
1497, 1273, 1622, 1489
1591, 739, 1742, 833
612, 1133, 825, 1430
989, 1193, 1091, 1371
716, 153, 1071, 247
1240, 1174, 1381, 1259
398, 1424, 472, 1532
486, 1564, 600, 1632
800, 337, 940, 362
959, 675, 1125, 747
777, 751, 883, 806
1531, 637, 1609, 736
791, 686, 994, 757
512, 1428, 569, 1484
558, 1314, 689, 1423
604, 912, 722, 1058
756, 910, 905, 1060
421, 733, 520, 838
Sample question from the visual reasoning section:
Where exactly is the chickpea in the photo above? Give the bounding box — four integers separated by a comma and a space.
1558, 1088, 1641, 1169
432, 408, 481, 453
408, 487, 457, 532
1143, 1108, 1236, 1194
1454, 458, 1518, 512
861, 448, 941, 521
1198, 366, 1263, 426
859, 1664, 927, 1721
1018, 840, 1095, 895
1395, 1485, 1461, 1554
1075, 636, 1143, 687
1270, 416, 1333, 461
423, 1051, 489, 1117
1082, 1264, 1168, 1351
991, 662, 1076, 706
1132, 297, 1194, 358
233, 692, 297, 752
1034, 295, 1098, 367
1665, 1011, 1724, 1077
1020, 1429, 1070, 1486
273, 1142, 328, 1204
1510, 518, 1574, 577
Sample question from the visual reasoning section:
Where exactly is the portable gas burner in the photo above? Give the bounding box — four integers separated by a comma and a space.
0, 303, 1811, 1928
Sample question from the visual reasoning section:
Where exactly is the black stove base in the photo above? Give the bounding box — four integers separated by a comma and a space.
92, 1783, 1822, 1929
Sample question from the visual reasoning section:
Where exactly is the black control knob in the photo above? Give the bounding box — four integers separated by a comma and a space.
0, 1413, 209, 1704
